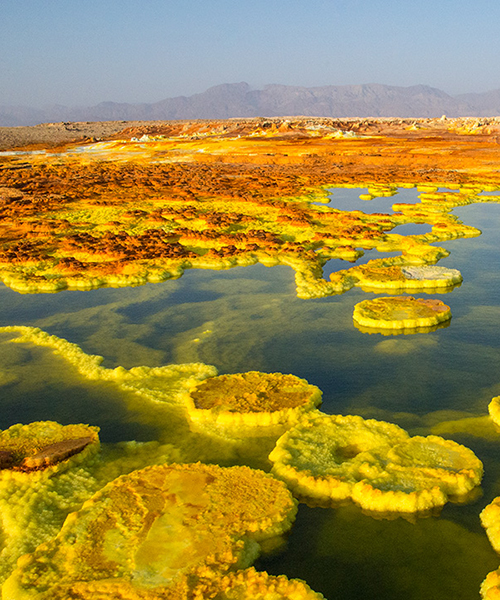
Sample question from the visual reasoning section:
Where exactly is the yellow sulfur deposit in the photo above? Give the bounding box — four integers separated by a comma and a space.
0, 422, 100, 586
0, 120, 497, 300
480, 570, 500, 600
185, 371, 322, 427
269, 413, 483, 514
352, 295, 452, 330
36, 567, 325, 600
480, 498, 500, 599
330, 263, 462, 293
488, 396, 500, 427
203, 567, 326, 600
481, 497, 500, 554
2, 463, 298, 600
0, 325, 217, 407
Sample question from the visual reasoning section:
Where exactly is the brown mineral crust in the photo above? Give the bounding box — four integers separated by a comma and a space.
59, 230, 198, 261
0, 450, 14, 469
0, 117, 499, 293
21, 437, 94, 470
0, 240, 51, 264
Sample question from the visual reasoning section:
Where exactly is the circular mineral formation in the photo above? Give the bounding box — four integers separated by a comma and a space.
185, 371, 322, 427
3, 463, 298, 599
354, 264, 462, 291
352, 295, 452, 330
269, 413, 482, 514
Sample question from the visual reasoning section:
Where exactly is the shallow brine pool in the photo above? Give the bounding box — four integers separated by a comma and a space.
0, 187, 499, 599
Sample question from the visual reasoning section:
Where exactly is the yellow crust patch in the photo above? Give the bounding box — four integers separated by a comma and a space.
3, 463, 298, 599
480, 490, 500, 599
334, 263, 463, 292
0, 120, 497, 299
352, 295, 452, 330
481, 568, 500, 600
185, 371, 322, 427
269, 413, 482, 514
482, 497, 500, 555
488, 396, 500, 427
207, 567, 325, 599
0, 422, 101, 587
38, 567, 325, 600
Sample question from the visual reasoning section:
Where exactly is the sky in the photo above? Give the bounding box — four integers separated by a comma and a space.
2, 0, 500, 108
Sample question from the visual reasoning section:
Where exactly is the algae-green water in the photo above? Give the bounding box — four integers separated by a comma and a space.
0, 188, 499, 599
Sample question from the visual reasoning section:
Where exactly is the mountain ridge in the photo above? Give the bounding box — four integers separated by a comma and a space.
2, 82, 500, 126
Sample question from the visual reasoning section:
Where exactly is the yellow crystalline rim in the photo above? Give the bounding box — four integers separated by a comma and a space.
208, 567, 326, 599
488, 396, 500, 427
481, 497, 500, 555
350, 480, 448, 513
352, 296, 452, 330
269, 413, 482, 513
185, 371, 322, 426
269, 413, 410, 503
3, 463, 298, 600
481, 569, 500, 600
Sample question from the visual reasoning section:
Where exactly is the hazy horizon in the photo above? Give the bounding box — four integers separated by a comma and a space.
1, 81, 499, 111
2, 0, 500, 109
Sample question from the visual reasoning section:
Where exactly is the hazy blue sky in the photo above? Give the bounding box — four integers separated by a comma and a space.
2, 0, 499, 107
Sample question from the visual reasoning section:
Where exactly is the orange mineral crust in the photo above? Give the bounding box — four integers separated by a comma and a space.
0, 117, 499, 294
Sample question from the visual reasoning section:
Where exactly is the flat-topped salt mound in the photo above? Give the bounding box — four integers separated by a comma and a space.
3, 463, 298, 600
353, 296, 452, 330
344, 264, 462, 292
269, 413, 483, 514
185, 371, 322, 427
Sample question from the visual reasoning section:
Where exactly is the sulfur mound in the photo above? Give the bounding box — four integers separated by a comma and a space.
348, 264, 462, 292
352, 295, 452, 330
0, 422, 100, 586
185, 371, 322, 427
269, 413, 482, 514
38, 567, 325, 600
3, 463, 298, 600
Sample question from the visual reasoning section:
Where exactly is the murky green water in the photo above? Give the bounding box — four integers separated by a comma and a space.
1, 188, 499, 599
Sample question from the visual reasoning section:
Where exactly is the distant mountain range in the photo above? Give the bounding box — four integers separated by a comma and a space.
2, 82, 500, 126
